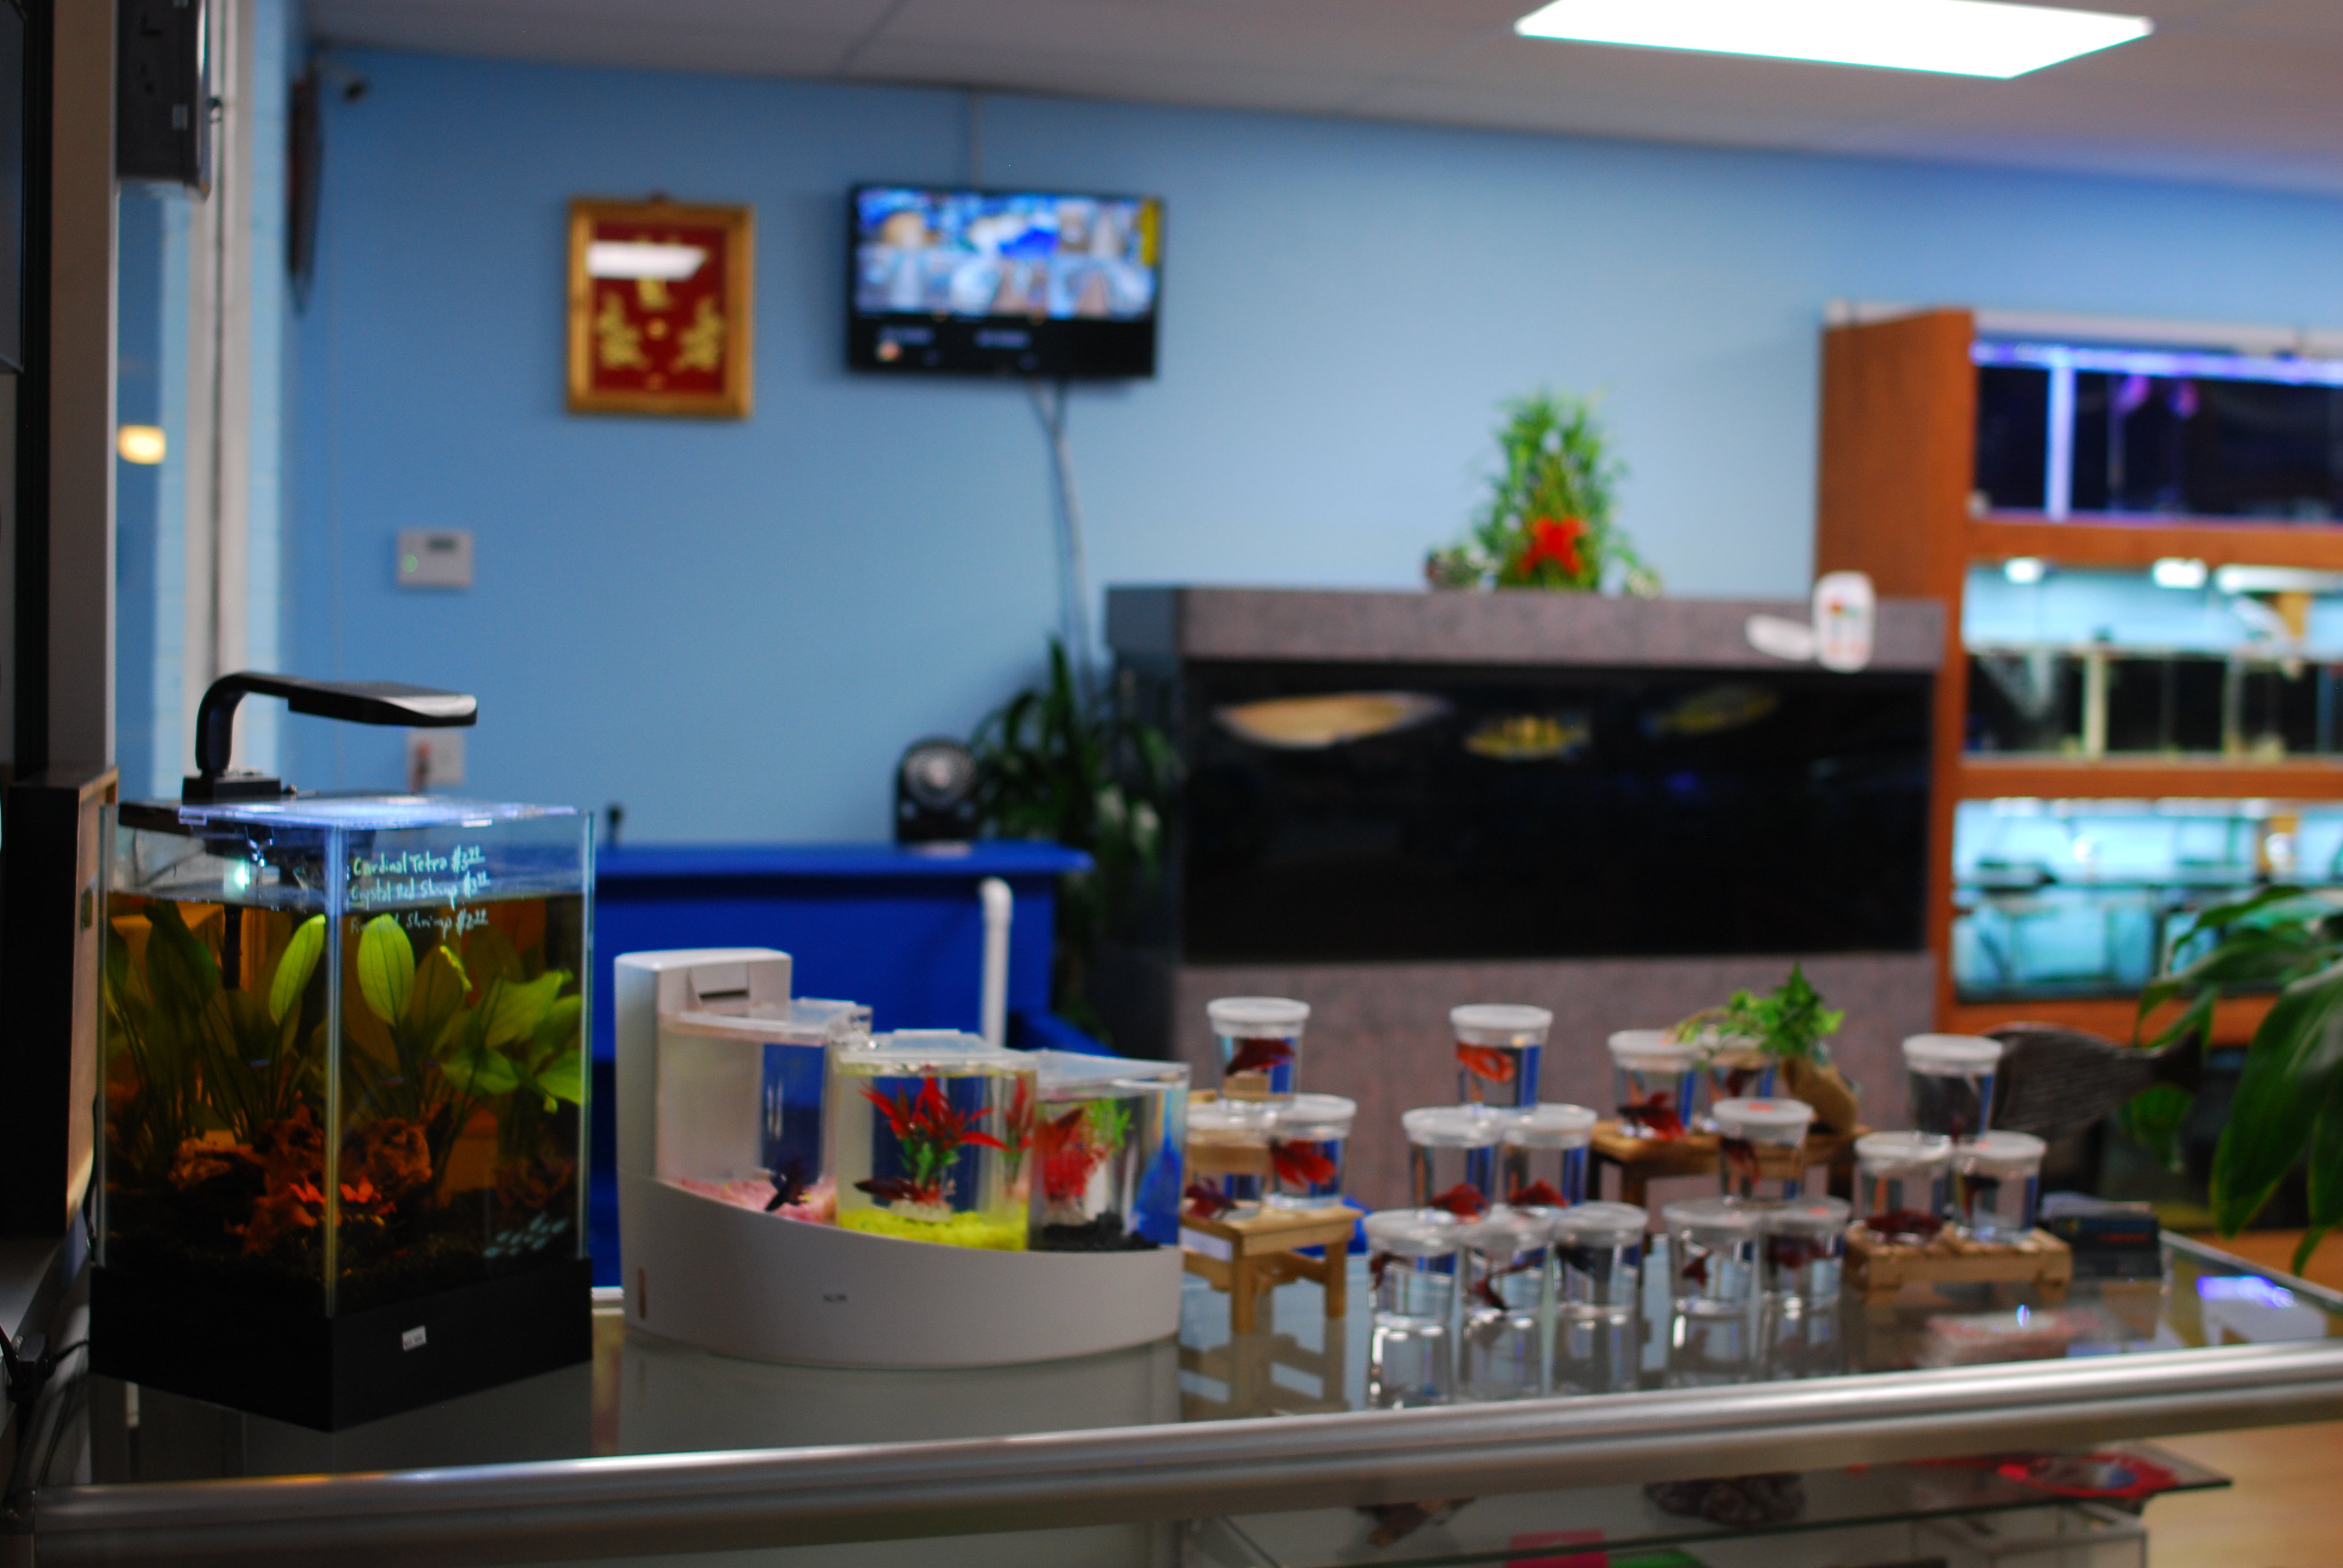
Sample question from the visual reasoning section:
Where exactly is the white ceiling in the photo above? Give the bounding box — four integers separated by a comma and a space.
304, 0, 2343, 198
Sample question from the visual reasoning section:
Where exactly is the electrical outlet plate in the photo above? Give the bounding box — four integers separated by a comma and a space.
397, 530, 474, 589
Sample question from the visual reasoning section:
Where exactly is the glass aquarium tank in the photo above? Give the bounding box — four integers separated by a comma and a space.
1951, 796, 2343, 1002
1027, 1050, 1187, 1252
97, 791, 593, 1429
655, 996, 873, 1224
829, 1031, 1037, 1249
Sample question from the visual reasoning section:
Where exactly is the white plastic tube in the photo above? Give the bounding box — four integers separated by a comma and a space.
978, 877, 1012, 1048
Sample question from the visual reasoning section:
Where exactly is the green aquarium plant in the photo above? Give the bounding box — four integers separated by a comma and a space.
971, 638, 1179, 1037
1427, 390, 1660, 596
2128, 885, 2343, 1273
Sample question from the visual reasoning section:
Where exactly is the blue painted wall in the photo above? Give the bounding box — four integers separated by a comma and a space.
288, 48, 2343, 838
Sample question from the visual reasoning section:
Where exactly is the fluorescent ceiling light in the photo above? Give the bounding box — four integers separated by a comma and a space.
2151, 557, 2207, 590
586, 241, 707, 281
2215, 564, 2343, 596
1514, 0, 2152, 79
2003, 557, 2045, 585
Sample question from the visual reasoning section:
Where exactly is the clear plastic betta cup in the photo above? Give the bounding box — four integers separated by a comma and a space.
1713, 1097, 1815, 1204
1208, 996, 1308, 1107
1458, 1207, 1553, 1401
1184, 1100, 1271, 1222
1265, 1094, 1354, 1210
1854, 1131, 1950, 1244
1665, 1195, 1761, 1318
1699, 1036, 1777, 1132
1955, 1131, 2046, 1241
1607, 1030, 1699, 1140
1451, 1003, 1552, 1112
1403, 1105, 1501, 1221
1500, 1103, 1598, 1211
1902, 1034, 2004, 1145
1363, 1209, 1461, 1408
1548, 1200, 1645, 1322
1761, 1197, 1850, 1311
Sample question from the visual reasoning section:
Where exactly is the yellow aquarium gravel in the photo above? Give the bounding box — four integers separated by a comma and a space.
839, 1207, 1027, 1250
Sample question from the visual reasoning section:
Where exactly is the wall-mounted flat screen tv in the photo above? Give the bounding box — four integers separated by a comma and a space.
848, 185, 1161, 379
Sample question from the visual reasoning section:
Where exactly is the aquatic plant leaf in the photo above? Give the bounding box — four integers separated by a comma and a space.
145, 900, 221, 1023
268, 915, 326, 1024
481, 971, 564, 1050
534, 1049, 585, 1108
2296, 1073, 2343, 1276
437, 1044, 520, 1098
2211, 956, 2343, 1234
357, 915, 416, 1024
531, 994, 585, 1065
406, 946, 471, 1041
461, 923, 526, 992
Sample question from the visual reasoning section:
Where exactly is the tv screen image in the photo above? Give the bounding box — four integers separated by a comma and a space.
848, 185, 1161, 379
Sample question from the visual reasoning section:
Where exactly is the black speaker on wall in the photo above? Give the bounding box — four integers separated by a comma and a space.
116, 0, 208, 191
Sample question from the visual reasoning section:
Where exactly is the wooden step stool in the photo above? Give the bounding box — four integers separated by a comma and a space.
1847, 1225, 2074, 1307
1181, 1205, 1362, 1334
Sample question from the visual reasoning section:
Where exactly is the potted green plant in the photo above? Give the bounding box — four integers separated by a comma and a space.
2128, 886, 2343, 1273
1671, 964, 1859, 1132
1427, 390, 1659, 596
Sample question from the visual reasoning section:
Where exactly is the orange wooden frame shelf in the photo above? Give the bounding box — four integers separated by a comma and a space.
1941, 993, 2275, 1048
1817, 308, 2343, 1034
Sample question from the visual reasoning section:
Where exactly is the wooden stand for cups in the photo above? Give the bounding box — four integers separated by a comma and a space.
1183, 1090, 1358, 1333
1587, 1122, 1869, 1207
1846, 1225, 2073, 1308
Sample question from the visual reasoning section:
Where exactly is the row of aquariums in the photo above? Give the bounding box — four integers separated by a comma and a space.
1952, 797, 2343, 1002
1973, 339, 2343, 521
1964, 561, 2343, 757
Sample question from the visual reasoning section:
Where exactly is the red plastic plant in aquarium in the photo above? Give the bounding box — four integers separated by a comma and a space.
1041, 1100, 1132, 1204
1224, 1036, 1294, 1077
1456, 1045, 1516, 1085
857, 1077, 1006, 1207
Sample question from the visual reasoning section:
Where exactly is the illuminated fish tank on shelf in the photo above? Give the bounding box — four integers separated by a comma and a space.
1027, 1050, 1187, 1251
657, 980, 871, 1224
93, 673, 593, 1431
829, 1031, 1038, 1249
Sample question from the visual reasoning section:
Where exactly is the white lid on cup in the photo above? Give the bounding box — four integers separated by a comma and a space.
1209, 996, 1309, 1032
1403, 1105, 1504, 1149
1550, 1201, 1648, 1244
1662, 1195, 1761, 1234
1856, 1131, 1949, 1171
1501, 1103, 1599, 1148
1451, 1004, 1554, 1045
1902, 1033, 2004, 1073
1763, 1196, 1852, 1235
1270, 1093, 1355, 1139
1955, 1131, 2046, 1172
1607, 1029, 1697, 1068
1457, 1206, 1550, 1255
1712, 1097, 1815, 1138
1362, 1208, 1460, 1258
1188, 1100, 1271, 1143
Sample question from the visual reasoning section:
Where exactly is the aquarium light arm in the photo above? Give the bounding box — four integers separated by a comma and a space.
186, 672, 478, 803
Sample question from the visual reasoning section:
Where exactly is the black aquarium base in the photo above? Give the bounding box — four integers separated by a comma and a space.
91, 1258, 593, 1431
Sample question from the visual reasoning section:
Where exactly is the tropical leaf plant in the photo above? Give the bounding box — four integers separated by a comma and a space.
1427, 390, 1659, 596
2129, 885, 2343, 1274
970, 637, 1179, 1037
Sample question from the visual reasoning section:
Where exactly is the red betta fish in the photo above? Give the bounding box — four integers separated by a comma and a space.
1619, 1091, 1685, 1139
1271, 1139, 1339, 1189
1455, 1044, 1517, 1085
1184, 1181, 1237, 1220
1429, 1183, 1488, 1220
1224, 1036, 1296, 1077
1507, 1180, 1569, 1209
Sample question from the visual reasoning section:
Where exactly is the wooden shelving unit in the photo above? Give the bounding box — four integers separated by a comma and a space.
1817, 309, 2343, 1043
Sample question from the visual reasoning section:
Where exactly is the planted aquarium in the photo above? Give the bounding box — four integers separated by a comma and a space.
97, 788, 593, 1427
655, 997, 873, 1223
829, 1031, 1037, 1249
1028, 1050, 1187, 1252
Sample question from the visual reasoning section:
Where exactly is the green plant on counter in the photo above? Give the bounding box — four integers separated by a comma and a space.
971, 638, 1179, 1040
1427, 390, 1660, 596
2129, 885, 2343, 1274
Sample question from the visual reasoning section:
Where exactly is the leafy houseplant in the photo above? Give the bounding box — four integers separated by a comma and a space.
1672, 964, 1859, 1132
1427, 390, 1659, 596
971, 639, 1179, 1039
2129, 886, 2343, 1273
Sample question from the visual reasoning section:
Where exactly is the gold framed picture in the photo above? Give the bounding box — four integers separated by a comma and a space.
566, 198, 753, 418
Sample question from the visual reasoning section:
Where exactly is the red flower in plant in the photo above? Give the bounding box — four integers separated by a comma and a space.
1519, 516, 1588, 578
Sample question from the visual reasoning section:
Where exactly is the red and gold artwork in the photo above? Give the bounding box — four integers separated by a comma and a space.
566, 198, 752, 418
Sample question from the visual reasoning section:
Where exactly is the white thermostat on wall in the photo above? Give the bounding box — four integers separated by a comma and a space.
396, 529, 473, 589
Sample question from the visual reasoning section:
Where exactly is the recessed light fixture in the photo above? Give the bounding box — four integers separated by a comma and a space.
1513, 0, 2152, 79
2003, 557, 2046, 585
117, 423, 166, 464
2151, 557, 2207, 590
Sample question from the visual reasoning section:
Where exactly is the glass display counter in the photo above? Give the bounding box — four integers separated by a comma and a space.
18, 1233, 2342, 1566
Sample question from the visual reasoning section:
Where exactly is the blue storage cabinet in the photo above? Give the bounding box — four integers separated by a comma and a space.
586, 841, 1095, 1280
